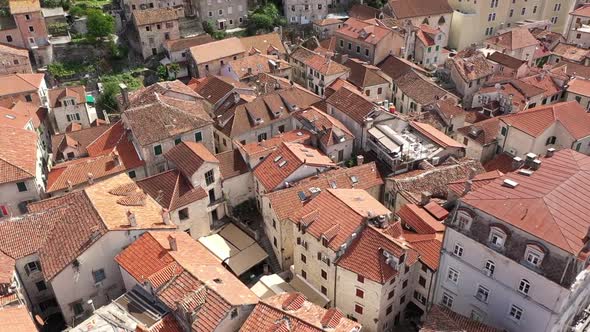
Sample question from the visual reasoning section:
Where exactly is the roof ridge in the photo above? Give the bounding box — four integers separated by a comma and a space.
168, 172, 181, 211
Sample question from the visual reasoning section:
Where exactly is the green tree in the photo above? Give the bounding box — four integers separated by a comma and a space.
156, 65, 168, 80
168, 63, 180, 79
86, 9, 114, 39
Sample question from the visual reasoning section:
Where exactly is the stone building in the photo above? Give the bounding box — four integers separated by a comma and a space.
132, 8, 181, 59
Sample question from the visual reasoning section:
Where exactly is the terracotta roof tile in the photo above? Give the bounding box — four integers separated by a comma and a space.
421, 305, 502, 332
137, 170, 207, 210
390, 69, 453, 105
267, 162, 383, 221
228, 54, 291, 80
164, 34, 214, 52
0, 73, 43, 98
457, 116, 501, 145
410, 121, 464, 148
216, 149, 248, 179
487, 52, 526, 69
238, 129, 312, 160
0, 305, 37, 332
48, 86, 85, 108
405, 233, 442, 270
8, 0, 40, 14
344, 58, 389, 88
326, 85, 378, 125
313, 18, 343, 26
464, 149, 590, 254
452, 49, 494, 83
397, 204, 445, 234
0, 250, 15, 284
0, 124, 37, 184
349, 4, 382, 20
294, 107, 354, 147
335, 17, 392, 46
485, 28, 538, 51
253, 142, 334, 190
239, 32, 286, 55
571, 4, 590, 17
51, 124, 110, 159
566, 77, 590, 97
133, 7, 178, 26
0, 42, 28, 57
241, 293, 360, 332
387, 0, 452, 18
189, 37, 245, 64
551, 42, 590, 63
164, 141, 218, 178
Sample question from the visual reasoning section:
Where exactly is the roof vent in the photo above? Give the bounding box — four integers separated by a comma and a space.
518, 169, 534, 176
278, 160, 287, 168
531, 159, 541, 170
126, 210, 137, 227
350, 175, 359, 184
546, 147, 556, 158
503, 179, 519, 188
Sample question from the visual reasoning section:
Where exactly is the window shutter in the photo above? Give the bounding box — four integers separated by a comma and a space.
297, 237, 301, 245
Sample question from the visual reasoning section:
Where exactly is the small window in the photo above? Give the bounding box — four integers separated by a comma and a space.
6, 35, 12, 42
525, 246, 543, 266
475, 285, 490, 302
72, 301, 84, 316
272, 219, 276, 229
35, 280, 47, 292
453, 243, 464, 257
456, 211, 472, 230
179, 208, 189, 220
230, 308, 238, 319
419, 276, 426, 287
354, 304, 363, 314
518, 279, 530, 295
545, 136, 556, 145
321, 270, 327, 279
441, 292, 454, 308
301, 254, 306, 263
386, 305, 392, 315
447, 267, 459, 284
484, 260, 495, 276
258, 133, 267, 142
489, 227, 506, 248
92, 269, 106, 283
16, 182, 27, 192
321, 286, 327, 295
388, 290, 394, 299
128, 170, 137, 179
402, 279, 408, 288
195, 132, 203, 142
509, 304, 523, 321
174, 137, 182, 145
399, 295, 405, 304
301, 269, 307, 279
378, 87, 383, 94
154, 145, 163, 155
364, 48, 369, 56
356, 288, 364, 298
25, 94, 32, 102
28, 26, 34, 32
357, 275, 364, 283
205, 170, 214, 186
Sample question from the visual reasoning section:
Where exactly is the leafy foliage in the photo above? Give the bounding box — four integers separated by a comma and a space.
97, 72, 142, 112
48, 62, 95, 79
246, 3, 285, 35
86, 9, 114, 39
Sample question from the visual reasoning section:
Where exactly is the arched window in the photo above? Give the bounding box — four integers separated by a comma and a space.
524, 244, 545, 267
456, 210, 472, 230
483, 260, 495, 277
489, 227, 507, 249
518, 279, 530, 295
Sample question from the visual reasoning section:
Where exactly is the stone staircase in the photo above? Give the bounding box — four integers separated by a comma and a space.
179, 17, 204, 38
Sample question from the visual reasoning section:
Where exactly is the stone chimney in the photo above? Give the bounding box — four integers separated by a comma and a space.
546, 147, 556, 158
67, 180, 73, 191
463, 179, 473, 195
119, 83, 129, 109
511, 156, 524, 170
356, 155, 364, 165
420, 191, 432, 206
168, 235, 177, 251
162, 208, 171, 225
126, 210, 137, 227
467, 167, 477, 180
87, 173, 94, 184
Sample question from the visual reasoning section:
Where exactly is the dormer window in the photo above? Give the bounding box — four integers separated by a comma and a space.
456, 210, 472, 230
489, 227, 506, 249
524, 245, 544, 267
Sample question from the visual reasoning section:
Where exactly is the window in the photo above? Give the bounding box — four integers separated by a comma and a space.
365, 90, 370, 96
278, 125, 285, 133
456, 211, 472, 230
525, 248, 542, 266
146, 26, 151, 31
354, 304, 363, 314
402, 279, 408, 289
386, 305, 392, 315
442, 293, 454, 308
357, 275, 364, 283
218, 9, 223, 15
475, 285, 490, 302
399, 295, 405, 304
356, 45, 360, 53
16, 182, 27, 192
208, 11, 212, 16
509, 304, 523, 321
546, 136, 556, 145
484, 260, 495, 277
35, 280, 47, 292
195, 132, 202, 142
404, 266, 410, 274
414, 291, 425, 304
453, 243, 464, 257
365, 48, 369, 56
576, 142, 582, 151
419, 276, 426, 287
258, 133, 267, 142
301, 254, 306, 263
318, 4, 322, 9
301, 269, 307, 279
447, 267, 459, 284
72, 301, 84, 316
533, 5, 537, 13
339, 39, 344, 47
13, 59, 18, 65
501, 126, 507, 136
175, 137, 182, 145
28, 26, 34, 32
509, 9, 514, 17
378, 87, 382, 94
93, 269, 106, 283
6, 35, 12, 42
489, 227, 506, 248
205, 170, 214, 186
273, 237, 277, 247
166, 22, 173, 28
518, 279, 530, 295
321, 270, 327, 279
179, 208, 189, 220
521, 7, 525, 15
154, 144, 162, 155
272, 219, 276, 229
231, 308, 238, 319
157, 24, 161, 30
356, 288, 364, 298
67, 113, 81, 122
348, 42, 352, 50
128, 170, 136, 179
388, 290, 394, 299
321, 286, 327, 295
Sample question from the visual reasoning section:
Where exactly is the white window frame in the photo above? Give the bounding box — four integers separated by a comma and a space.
447, 267, 459, 284
508, 304, 523, 321
475, 285, 490, 303
456, 211, 472, 230
489, 227, 506, 248
524, 245, 544, 267
483, 260, 495, 277
518, 279, 530, 295
453, 243, 464, 257
441, 292, 454, 308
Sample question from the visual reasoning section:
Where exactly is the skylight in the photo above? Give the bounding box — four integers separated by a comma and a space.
298, 191, 307, 201
274, 155, 283, 162
350, 176, 359, 184
278, 160, 287, 168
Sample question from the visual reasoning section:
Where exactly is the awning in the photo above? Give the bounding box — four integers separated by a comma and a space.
289, 274, 330, 307
198, 224, 268, 277
250, 274, 296, 299
86, 95, 95, 103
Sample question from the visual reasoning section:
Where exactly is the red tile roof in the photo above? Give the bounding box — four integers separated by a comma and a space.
48, 86, 86, 108
0, 73, 44, 97
571, 4, 590, 17
253, 142, 334, 190
457, 116, 500, 146
410, 121, 464, 148
238, 129, 312, 160
387, 0, 452, 18
485, 28, 538, 51
397, 204, 445, 234
447, 170, 503, 197
336, 17, 392, 46
240, 293, 360, 332
51, 124, 110, 160
337, 225, 407, 283
0, 250, 15, 283
294, 107, 355, 147
424, 201, 449, 220
326, 85, 378, 125
0, 305, 38, 332
215, 149, 248, 180
141, 314, 183, 332
501, 101, 590, 138
406, 234, 442, 270
566, 77, 590, 97
164, 141, 218, 178
0, 124, 37, 184
463, 149, 590, 254
421, 305, 502, 332
136, 170, 207, 211
267, 162, 383, 221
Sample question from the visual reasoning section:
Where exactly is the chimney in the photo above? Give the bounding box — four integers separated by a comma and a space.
356, 155, 364, 165
420, 191, 432, 206
511, 156, 523, 170
525, 152, 537, 168
119, 83, 129, 109
546, 147, 555, 157
463, 179, 473, 195
67, 180, 73, 191
168, 234, 177, 251
87, 173, 94, 184
162, 208, 172, 225
113, 150, 120, 167
126, 210, 137, 227
531, 159, 542, 170
467, 167, 477, 180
